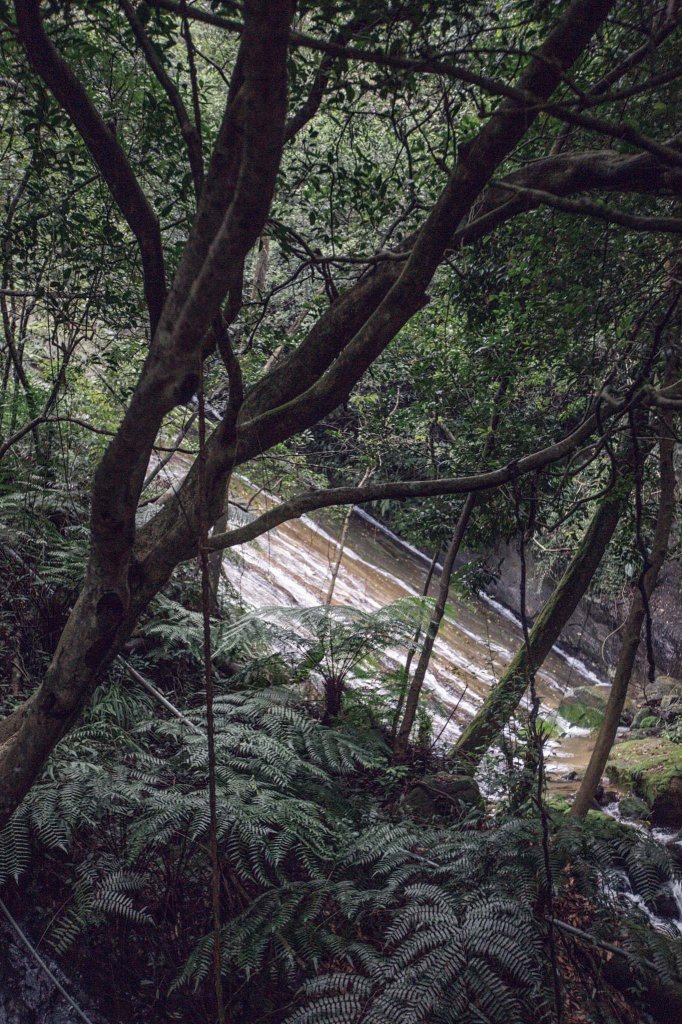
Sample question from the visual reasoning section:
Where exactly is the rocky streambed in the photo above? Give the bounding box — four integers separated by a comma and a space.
552, 672, 682, 829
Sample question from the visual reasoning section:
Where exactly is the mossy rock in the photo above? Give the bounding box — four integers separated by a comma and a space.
580, 808, 633, 844
558, 698, 605, 730
647, 675, 682, 702
607, 737, 682, 827
618, 795, 651, 821
545, 794, 571, 816
573, 685, 610, 711
661, 695, 682, 725
631, 710, 663, 730
402, 772, 484, 821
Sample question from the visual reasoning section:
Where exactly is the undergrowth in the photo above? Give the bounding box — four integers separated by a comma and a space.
0, 481, 681, 1023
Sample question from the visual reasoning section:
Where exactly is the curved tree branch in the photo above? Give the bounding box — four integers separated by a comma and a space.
14, 0, 167, 333
491, 180, 682, 234
119, 0, 204, 192
208, 398, 629, 552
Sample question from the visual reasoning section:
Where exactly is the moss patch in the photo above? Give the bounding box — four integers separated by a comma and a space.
558, 699, 604, 730
607, 736, 682, 826
545, 794, 571, 816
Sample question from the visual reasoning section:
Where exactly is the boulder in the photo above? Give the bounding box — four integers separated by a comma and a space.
402, 772, 484, 821
631, 708, 662, 730
545, 794, 571, 815
645, 675, 682, 704
618, 795, 651, 821
557, 696, 604, 730
582, 808, 632, 842
573, 685, 610, 710
651, 885, 681, 922
661, 693, 682, 720
665, 837, 682, 872
607, 737, 682, 827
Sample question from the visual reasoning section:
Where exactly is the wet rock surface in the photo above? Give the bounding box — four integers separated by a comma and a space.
651, 885, 681, 922
0, 917, 106, 1024
618, 795, 651, 820
558, 692, 605, 730
608, 737, 682, 828
402, 772, 484, 821
485, 541, 682, 685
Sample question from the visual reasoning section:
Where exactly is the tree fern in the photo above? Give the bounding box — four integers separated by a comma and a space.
3, 604, 681, 1022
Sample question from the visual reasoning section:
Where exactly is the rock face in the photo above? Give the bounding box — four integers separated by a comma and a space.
629, 679, 682, 737
483, 539, 682, 686
0, 917, 106, 1024
607, 737, 682, 827
402, 772, 484, 821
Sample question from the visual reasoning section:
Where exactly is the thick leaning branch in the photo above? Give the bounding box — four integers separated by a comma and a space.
0, 0, 296, 829
138, 0, 618, 588
230, 0, 617, 462
452, 469, 634, 771
240, 148, 682, 432
89, 0, 293, 592
571, 385, 678, 818
0, 0, 622, 830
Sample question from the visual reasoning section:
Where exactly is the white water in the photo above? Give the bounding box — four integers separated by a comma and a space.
217, 478, 605, 762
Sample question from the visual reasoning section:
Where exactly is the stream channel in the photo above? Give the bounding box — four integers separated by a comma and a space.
222, 476, 604, 780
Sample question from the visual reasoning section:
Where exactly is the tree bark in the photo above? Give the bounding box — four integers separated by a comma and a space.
394, 491, 477, 757
571, 406, 676, 817
208, 504, 230, 615
451, 469, 634, 773
394, 379, 507, 756
390, 547, 440, 741
322, 677, 343, 725
0, 0, 296, 828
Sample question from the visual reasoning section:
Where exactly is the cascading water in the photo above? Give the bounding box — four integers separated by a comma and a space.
221, 476, 604, 773
217, 488, 682, 932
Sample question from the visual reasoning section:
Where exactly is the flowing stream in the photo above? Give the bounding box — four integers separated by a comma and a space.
221, 476, 602, 777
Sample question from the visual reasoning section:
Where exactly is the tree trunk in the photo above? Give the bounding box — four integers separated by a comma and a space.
390, 546, 440, 741
394, 491, 478, 756
451, 474, 633, 773
322, 677, 343, 724
394, 379, 507, 756
0, 0, 622, 828
208, 505, 229, 615
324, 508, 352, 606
571, 410, 676, 817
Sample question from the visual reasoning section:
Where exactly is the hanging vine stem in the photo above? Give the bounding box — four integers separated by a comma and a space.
197, 357, 227, 1024
628, 405, 657, 686
513, 474, 563, 1024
